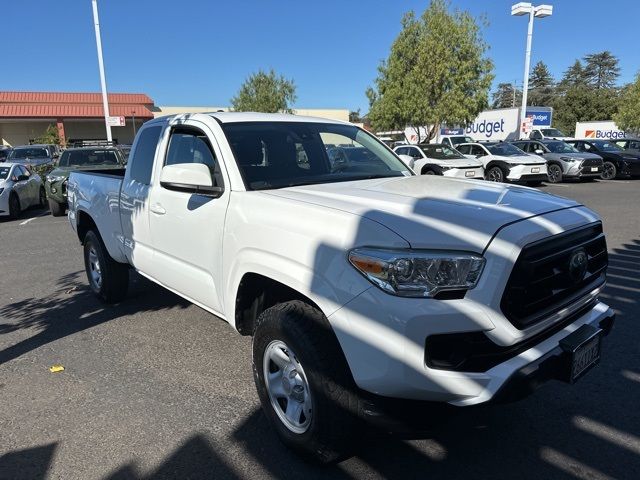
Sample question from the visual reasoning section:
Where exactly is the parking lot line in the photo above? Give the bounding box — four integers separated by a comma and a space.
19, 217, 38, 226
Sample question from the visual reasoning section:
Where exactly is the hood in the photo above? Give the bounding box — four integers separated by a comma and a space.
572, 152, 602, 160
263, 175, 580, 253
498, 154, 545, 165
428, 157, 482, 168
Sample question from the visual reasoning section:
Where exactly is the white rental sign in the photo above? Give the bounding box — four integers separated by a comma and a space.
107, 115, 125, 127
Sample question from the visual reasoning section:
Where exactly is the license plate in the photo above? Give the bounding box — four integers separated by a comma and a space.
531, 167, 540, 173
591, 167, 599, 172
560, 324, 602, 383
465, 171, 475, 177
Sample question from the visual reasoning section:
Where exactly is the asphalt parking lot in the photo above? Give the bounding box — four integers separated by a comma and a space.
1, 179, 639, 480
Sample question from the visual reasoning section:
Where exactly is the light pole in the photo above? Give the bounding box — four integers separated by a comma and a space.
511, 2, 552, 139
91, 0, 112, 142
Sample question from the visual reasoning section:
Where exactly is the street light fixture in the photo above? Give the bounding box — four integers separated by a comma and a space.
91, 0, 112, 142
511, 2, 553, 139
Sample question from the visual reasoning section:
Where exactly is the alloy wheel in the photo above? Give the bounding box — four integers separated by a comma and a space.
263, 340, 313, 434
548, 164, 562, 183
601, 162, 616, 180
88, 245, 102, 290
487, 167, 503, 182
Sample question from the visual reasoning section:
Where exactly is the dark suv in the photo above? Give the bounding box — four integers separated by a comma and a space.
566, 139, 640, 180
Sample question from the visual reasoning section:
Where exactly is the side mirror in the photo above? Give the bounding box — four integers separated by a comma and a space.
160, 163, 223, 197
535, 149, 544, 155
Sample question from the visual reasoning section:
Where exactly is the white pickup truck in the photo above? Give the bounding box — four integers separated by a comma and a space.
68, 112, 615, 462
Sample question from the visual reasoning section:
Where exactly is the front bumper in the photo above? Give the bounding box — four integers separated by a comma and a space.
506, 163, 548, 181
45, 180, 68, 203
443, 166, 484, 179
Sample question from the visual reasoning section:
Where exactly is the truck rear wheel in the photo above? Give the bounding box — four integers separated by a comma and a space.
83, 230, 129, 303
48, 199, 65, 217
252, 300, 361, 463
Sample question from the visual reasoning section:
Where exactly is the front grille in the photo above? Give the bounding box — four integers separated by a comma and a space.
501, 223, 607, 330
581, 158, 602, 167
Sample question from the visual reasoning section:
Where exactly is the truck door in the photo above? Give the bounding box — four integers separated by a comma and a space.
147, 121, 230, 314
120, 124, 164, 272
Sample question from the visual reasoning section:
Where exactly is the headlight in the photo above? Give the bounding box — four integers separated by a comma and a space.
560, 156, 578, 162
348, 248, 485, 297
46, 175, 66, 183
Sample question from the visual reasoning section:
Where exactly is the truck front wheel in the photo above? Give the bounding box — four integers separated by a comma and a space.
252, 301, 360, 463
83, 230, 129, 303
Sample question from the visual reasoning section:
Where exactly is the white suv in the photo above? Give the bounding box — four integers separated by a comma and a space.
394, 143, 484, 179
457, 142, 548, 185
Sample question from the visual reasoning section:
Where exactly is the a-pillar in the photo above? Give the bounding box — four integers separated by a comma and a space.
56, 118, 66, 146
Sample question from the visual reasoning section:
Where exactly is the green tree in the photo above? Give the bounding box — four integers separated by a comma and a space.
231, 69, 297, 113
492, 82, 521, 109
349, 109, 362, 123
557, 60, 587, 93
553, 86, 619, 135
367, 0, 494, 142
33, 124, 61, 145
613, 73, 640, 133
583, 51, 620, 89
528, 61, 555, 106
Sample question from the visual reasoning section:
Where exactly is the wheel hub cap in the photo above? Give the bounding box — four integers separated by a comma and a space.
88, 246, 102, 289
263, 340, 312, 434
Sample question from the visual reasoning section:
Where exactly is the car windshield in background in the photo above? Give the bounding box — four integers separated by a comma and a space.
59, 149, 120, 167
541, 128, 566, 137
450, 136, 474, 145
9, 147, 49, 159
487, 143, 525, 156
0, 166, 10, 180
545, 141, 578, 153
221, 122, 410, 190
421, 145, 465, 159
592, 140, 623, 152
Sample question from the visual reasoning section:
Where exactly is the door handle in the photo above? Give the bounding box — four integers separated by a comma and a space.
150, 203, 166, 215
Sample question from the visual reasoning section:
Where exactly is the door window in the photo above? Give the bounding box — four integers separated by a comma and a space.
395, 147, 408, 156
457, 145, 471, 155
409, 147, 422, 159
471, 145, 485, 156
531, 130, 542, 140
129, 126, 162, 185
165, 128, 222, 186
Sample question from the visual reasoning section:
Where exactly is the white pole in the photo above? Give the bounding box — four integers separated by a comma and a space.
91, 0, 112, 142
519, 8, 535, 139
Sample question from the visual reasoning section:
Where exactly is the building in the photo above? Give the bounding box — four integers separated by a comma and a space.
0, 91, 350, 147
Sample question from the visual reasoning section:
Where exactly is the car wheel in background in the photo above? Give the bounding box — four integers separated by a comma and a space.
486, 166, 506, 182
83, 230, 129, 303
422, 168, 436, 175
39, 187, 47, 208
601, 161, 617, 180
48, 199, 65, 217
547, 164, 563, 183
252, 300, 360, 464
8, 193, 20, 219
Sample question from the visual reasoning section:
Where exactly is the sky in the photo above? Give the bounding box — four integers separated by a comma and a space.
2, 0, 639, 112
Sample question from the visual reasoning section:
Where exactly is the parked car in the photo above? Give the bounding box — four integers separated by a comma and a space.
613, 137, 640, 154
511, 139, 603, 183
7, 145, 56, 167
528, 127, 571, 141
565, 139, 640, 179
439, 135, 474, 149
68, 113, 614, 462
456, 141, 547, 185
45, 147, 126, 216
394, 143, 483, 178
117, 144, 132, 162
0, 162, 46, 219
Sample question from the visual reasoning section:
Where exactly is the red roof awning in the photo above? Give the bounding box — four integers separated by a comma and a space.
0, 91, 153, 105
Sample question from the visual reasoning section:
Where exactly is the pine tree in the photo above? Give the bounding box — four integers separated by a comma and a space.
583, 51, 620, 89
492, 83, 521, 109
527, 61, 555, 106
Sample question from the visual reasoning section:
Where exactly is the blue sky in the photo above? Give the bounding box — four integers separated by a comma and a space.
2, 1, 638, 112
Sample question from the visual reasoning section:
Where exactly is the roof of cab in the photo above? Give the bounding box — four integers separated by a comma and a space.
148, 111, 349, 126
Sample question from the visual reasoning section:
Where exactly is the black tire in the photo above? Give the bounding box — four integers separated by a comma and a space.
485, 165, 506, 182
83, 229, 129, 303
546, 163, 563, 183
601, 161, 617, 180
422, 168, 436, 175
8, 193, 20, 219
252, 301, 361, 464
48, 199, 65, 217
38, 187, 47, 208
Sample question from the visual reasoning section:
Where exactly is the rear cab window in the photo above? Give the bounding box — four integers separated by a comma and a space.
128, 126, 163, 184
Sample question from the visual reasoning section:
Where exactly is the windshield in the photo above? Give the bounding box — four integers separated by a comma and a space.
59, 149, 120, 167
591, 140, 623, 152
9, 147, 49, 159
541, 128, 566, 137
545, 141, 578, 153
421, 144, 465, 159
0, 166, 10, 180
221, 122, 410, 190
487, 143, 526, 156
449, 136, 474, 145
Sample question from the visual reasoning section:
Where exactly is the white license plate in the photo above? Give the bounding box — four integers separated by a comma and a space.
591, 167, 599, 172
465, 171, 475, 177
531, 167, 540, 173
571, 336, 601, 382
